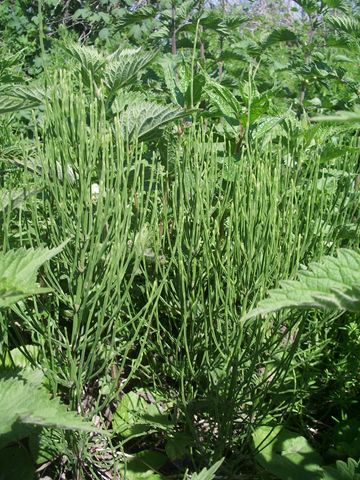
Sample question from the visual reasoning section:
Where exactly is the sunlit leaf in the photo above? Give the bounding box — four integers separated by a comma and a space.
246, 249, 360, 320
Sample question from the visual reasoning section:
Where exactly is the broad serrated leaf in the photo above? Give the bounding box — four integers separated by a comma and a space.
104, 49, 156, 93
205, 80, 242, 120
117, 101, 190, 141
224, 15, 248, 30
252, 116, 287, 141
149, 25, 169, 39
177, 0, 198, 21
293, 0, 319, 14
116, 5, 157, 27
0, 370, 95, 449
12, 85, 46, 104
64, 43, 106, 85
325, 15, 360, 35
199, 10, 229, 36
0, 96, 33, 115
0, 85, 45, 115
111, 89, 147, 114
246, 249, 360, 320
321, 458, 360, 479
0, 243, 67, 308
322, 0, 350, 13
262, 28, 299, 49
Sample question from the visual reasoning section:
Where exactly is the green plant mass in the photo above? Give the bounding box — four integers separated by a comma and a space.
2, 0, 360, 478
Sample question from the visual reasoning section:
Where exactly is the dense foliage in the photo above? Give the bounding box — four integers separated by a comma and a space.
1, 0, 360, 478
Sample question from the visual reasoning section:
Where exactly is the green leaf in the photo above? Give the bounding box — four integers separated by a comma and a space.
165, 432, 192, 461
293, 0, 319, 14
206, 80, 242, 120
118, 101, 190, 141
104, 48, 157, 94
0, 370, 96, 450
184, 73, 205, 108
123, 450, 167, 479
246, 249, 360, 320
319, 145, 356, 162
199, 11, 229, 36
262, 28, 299, 49
64, 43, 106, 85
4, 345, 39, 369
190, 458, 224, 480
98, 27, 110, 40
0, 243, 67, 308
113, 391, 172, 439
0, 85, 45, 114
325, 15, 360, 35
322, 0, 350, 13
116, 5, 156, 27
322, 458, 360, 480
253, 426, 323, 480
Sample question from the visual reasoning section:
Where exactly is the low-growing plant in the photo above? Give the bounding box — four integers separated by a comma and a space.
0, 244, 97, 479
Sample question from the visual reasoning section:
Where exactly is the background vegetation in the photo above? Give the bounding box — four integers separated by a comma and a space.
1, 0, 360, 478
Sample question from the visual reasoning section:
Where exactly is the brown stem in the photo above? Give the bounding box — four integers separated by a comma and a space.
199, 25, 205, 61
299, 14, 316, 108
171, 3, 177, 55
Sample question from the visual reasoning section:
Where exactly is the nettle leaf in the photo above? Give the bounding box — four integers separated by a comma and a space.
322, 0, 350, 13
111, 89, 147, 114
149, 25, 169, 39
116, 5, 156, 27
13, 85, 46, 104
262, 28, 299, 49
293, 0, 319, 14
0, 370, 96, 450
224, 14, 248, 30
246, 249, 360, 320
252, 116, 287, 142
165, 432, 192, 461
321, 458, 360, 480
185, 73, 205, 108
160, 58, 182, 105
117, 102, 189, 141
253, 426, 323, 480
177, 0, 197, 21
0, 85, 45, 114
0, 243, 66, 308
64, 43, 106, 84
104, 49, 157, 93
206, 81, 242, 120
0, 96, 26, 115
64, 43, 105, 72
325, 15, 360, 35
199, 11, 229, 36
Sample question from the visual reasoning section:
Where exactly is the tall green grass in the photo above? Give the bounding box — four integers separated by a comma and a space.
2, 71, 360, 473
